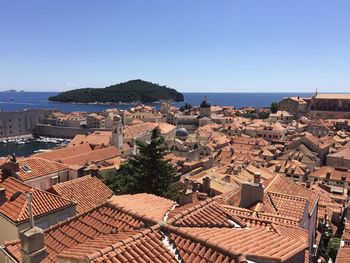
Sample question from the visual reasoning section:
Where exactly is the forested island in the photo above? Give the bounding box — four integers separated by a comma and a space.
48, 80, 184, 104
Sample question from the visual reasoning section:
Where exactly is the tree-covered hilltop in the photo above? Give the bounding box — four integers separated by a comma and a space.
48, 79, 184, 103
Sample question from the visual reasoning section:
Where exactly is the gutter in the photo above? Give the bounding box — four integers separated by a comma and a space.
0, 246, 18, 263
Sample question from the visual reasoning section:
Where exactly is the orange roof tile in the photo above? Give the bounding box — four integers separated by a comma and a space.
109, 193, 176, 221
60, 146, 121, 166
0, 177, 74, 223
168, 198, 246, 228
15, 157, 68, 181
50, 175, 113, 214
168, 226, 308, 262
3, 202, 148, 263
34, 144, 92, 162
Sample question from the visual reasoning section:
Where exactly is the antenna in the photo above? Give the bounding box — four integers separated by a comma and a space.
26, 192, 34, 228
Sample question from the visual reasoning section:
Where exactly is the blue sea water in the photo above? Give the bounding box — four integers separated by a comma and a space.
0, 91, 313, 112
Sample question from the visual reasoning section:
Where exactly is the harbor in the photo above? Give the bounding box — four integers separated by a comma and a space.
0, 136, 70, 157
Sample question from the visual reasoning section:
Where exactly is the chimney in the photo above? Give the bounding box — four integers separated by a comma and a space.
178, 189, 193, 206
202, 176, 211, 195
183, 177, 190, 189
326, 171, 331, 179
0, 188, 6, 205
240, 179, 264, 208
20, 227, 47, 263
20, 193, 47, 263
275, 164, 281, 172
253, 172, 261, 185
83, 167, 91, 176
223, 175, 231, 183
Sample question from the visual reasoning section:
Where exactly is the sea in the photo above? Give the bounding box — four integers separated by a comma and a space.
0, 91, 313, 157
0, 91, 313, 112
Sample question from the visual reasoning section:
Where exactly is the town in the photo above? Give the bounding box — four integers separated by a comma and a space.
0, 92, 349, 263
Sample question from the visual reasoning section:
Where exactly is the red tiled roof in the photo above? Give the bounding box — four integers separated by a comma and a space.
16, 157, 68, 181
168, 198, 246, 228
0, 177, 74, 223
109, 193, 176, 221
265, 174, 319, 214
87, 227, 178, 263
60, 146, 121, 166
223, 205, 301, 227
50, 175, 113, 214
4, 202, 147, 263
336, 247, 350, 263
34, 144, 92, 162
267, 192, 308, 220
168, 226, 307, 262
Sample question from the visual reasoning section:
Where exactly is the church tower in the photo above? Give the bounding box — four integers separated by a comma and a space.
199, 95, 211, 118
111, 115, 123, 149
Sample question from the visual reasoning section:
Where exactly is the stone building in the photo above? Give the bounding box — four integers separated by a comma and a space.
0, 109, 52, 138
278, 97, 308, 117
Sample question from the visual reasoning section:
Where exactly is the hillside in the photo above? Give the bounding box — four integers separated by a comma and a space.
48, 80, 184, 103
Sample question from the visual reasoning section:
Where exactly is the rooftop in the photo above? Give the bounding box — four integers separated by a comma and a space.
0, 177, 74, 223
50, 175, 113, 214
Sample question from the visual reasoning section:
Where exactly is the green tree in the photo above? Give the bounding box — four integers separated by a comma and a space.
326, 237, 341, 262
109, 127, 176, 196
180, 103, 193, 112
270, 102, 278, 113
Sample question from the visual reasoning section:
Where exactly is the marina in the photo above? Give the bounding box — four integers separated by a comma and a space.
0, 136, 70, 157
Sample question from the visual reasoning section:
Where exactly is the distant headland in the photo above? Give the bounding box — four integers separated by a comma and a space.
48, 79, 184, 104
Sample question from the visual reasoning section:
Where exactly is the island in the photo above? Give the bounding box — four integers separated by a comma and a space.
48, 79, 184, 104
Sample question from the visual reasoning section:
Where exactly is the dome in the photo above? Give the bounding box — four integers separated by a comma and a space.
200, 96, 211, 108
175, 127, 189, 139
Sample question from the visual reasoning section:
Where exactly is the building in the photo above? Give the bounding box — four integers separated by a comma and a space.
0, 177, 76, 245
308, 166, 350, 191
50, 175, 113, 214
308, 93, 350, 119
269, 110, 293, 123
327, 147, 350, 169
0, 156, 70, 191
111, 114, 123, 149
278, 97, 308, 117
0, 109, 52, 138
1, 193, 310, 263
86, 113, 106, 128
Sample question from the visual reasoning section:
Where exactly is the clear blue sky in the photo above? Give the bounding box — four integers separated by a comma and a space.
1, 0, 350, 92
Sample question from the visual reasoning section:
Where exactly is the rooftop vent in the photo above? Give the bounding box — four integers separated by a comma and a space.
22, 165, 32, 173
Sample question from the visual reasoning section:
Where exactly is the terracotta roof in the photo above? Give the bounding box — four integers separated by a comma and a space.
223, 205, 301, 227
69, 131, 112, 147
328, 146, 350, 160
123, 122, 158, 139
268, 160, 308, 176
34, 144, 92, 162
265, 174, 319, 214
15, 157, 68, 181
314, 93, 350, 100
168, 198, 246, 228
50, 175, 113, 214
59, 146, 121, 166
89, 227, 178, 263
0, 177, 74, 223
168, 226, 308, 262
109, 193, 176, 221
4, 202, 148, 263
309, 166, 350, 182
267, 192, 308, 220
337, 248, 350, 263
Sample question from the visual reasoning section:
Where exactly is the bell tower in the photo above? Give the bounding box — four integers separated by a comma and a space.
111, 115, 123, 149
